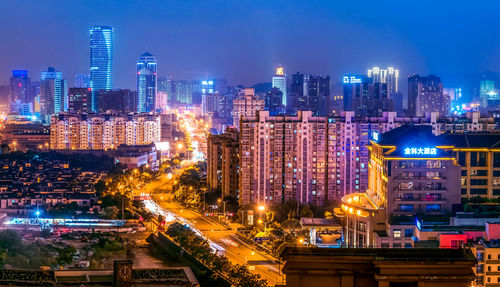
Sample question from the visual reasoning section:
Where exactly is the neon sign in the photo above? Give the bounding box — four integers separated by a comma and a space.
372, 131, 379, 142
404, 147, 437, 156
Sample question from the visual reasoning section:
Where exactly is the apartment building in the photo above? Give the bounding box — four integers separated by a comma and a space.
50, 113, 161, 150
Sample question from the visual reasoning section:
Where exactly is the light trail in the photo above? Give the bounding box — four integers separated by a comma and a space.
143, 199, 224, 252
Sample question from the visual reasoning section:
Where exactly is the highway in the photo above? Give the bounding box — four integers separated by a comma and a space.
141, 174, 285, 286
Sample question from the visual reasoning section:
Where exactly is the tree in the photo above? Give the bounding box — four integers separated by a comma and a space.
102, 206, 119, 219
300, 205, 314, 218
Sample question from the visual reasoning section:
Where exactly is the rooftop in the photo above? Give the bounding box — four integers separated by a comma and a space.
440, 132, 500, 149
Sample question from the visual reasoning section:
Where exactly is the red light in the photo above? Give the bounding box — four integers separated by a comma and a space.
18, 83, 22, 87
88, 88, 91, 91
137, 72, 140, 75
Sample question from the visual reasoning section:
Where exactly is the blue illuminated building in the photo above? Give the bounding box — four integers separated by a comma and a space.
136, 52, 157, 113
90, 25, 113, 112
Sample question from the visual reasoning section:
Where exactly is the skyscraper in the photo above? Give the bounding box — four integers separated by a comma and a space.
290, 73, 331, 115
9, 70, 31, 113
272, 66, 287, 107
136, 52, 157, 113
408, 75, 448, 117
40, 67, 67, 121
75, 74, 91, 88
90, 25, 113, 112
367, 66, 399, 95
479, 76, 498, 108
68, 88, 91, 113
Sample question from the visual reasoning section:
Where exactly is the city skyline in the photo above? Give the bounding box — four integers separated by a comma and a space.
2, 1, 500, 91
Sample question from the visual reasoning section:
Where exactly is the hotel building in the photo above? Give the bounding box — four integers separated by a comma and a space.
50, 113, 160, 150
337, 125, 462, 247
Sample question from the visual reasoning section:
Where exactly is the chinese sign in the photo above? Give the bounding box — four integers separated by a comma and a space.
404, 147, 437, 156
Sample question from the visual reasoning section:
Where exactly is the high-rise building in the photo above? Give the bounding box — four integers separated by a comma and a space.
341, 75, 364, 109
96, 89, 137, 114
238, 110, 498, 208
50, 113, 160, 150
367, 66, 399, 95
75, 74, 91, 88
290, 73, 331, 115
265, 87, 283, 116
90, 25, 113, 111
342, 75, 390, 117
338, 125, 462, 248
232, 88, 265, 128
40, 67, 67, 121
9, 70, 31, 113
479, 76, 499, 108
272, 66, 287, 107
408, 75, 448, 117
68, 88, 92, 113
207, 128, 239, 198
136, 52, 157, 113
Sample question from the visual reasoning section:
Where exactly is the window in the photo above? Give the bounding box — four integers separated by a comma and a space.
458, 152, 466, 166
399, 204, 413, 212
488, 254, 492, 260
471, 152, 478, 166
393, 229, 401, 238
405, 229, 413, 237
494, 152, 500, 167
471, 188, 487, 195
405, 243, 412, 248
426, 204, 441, 211
393, 243, 401, 248
471, 179, 488, 186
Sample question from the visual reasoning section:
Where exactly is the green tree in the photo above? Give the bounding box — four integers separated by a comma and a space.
102, 206, 119, 219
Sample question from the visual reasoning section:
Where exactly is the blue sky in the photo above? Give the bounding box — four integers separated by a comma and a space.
1, 0, 499, 90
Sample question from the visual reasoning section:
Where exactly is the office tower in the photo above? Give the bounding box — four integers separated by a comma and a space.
40, 67, 67, 121
207, 128, 239, 198
272, 66, 287, 107
90, 25, 113, 111
50, 113, 160, 150
339, 125, 461, 247
75, 74, 91, 88
342, 75, 366, 111
232, 88, 265, 128
96, 89, 137, 113
307, 75, 331, 116
408, 75, 448, 117
367, 66, 399, 95
290, 73, 308, 111
479, 76, 499, 108
290, 73, 331, 115
68, 88, 91, 113
342, 75, 390, 117
136, 52, 157, 113
201, 80, 215, 115
9, 70, 31, 113
265, 87, 283, 115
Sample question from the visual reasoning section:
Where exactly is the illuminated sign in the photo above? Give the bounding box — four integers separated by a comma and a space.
343, 76, 363, 84
372, 131, 379, 142
404, 147, 437, 156
416, 218, 421, 230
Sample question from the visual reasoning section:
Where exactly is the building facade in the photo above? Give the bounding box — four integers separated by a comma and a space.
136, 52, 157, 113
232, 88, 265, 128
50, 113, 160, 150
90, 25, 113, 112
239, 111, 499, 207
68, 87, 92, 113
40, 67, 67, 122
207, 128, 239, 198
272, 66, 287, 107
338, 126, 463, 248
9, 70, 32, 113
408, 74, 448, 117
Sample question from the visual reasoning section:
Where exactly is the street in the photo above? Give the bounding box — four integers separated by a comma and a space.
141, 174, 284, 286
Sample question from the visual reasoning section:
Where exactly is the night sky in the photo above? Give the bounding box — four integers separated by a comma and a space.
1, 0, 499, 90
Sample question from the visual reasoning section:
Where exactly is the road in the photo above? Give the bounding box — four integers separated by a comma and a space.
141, 175, 285, 286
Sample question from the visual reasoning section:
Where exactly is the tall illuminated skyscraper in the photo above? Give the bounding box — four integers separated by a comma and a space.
272, 66, 287, 107
367, 66, 399, 95
40, 67, 67, 122
136, 52, 157, 113
90, 26, 113, 112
